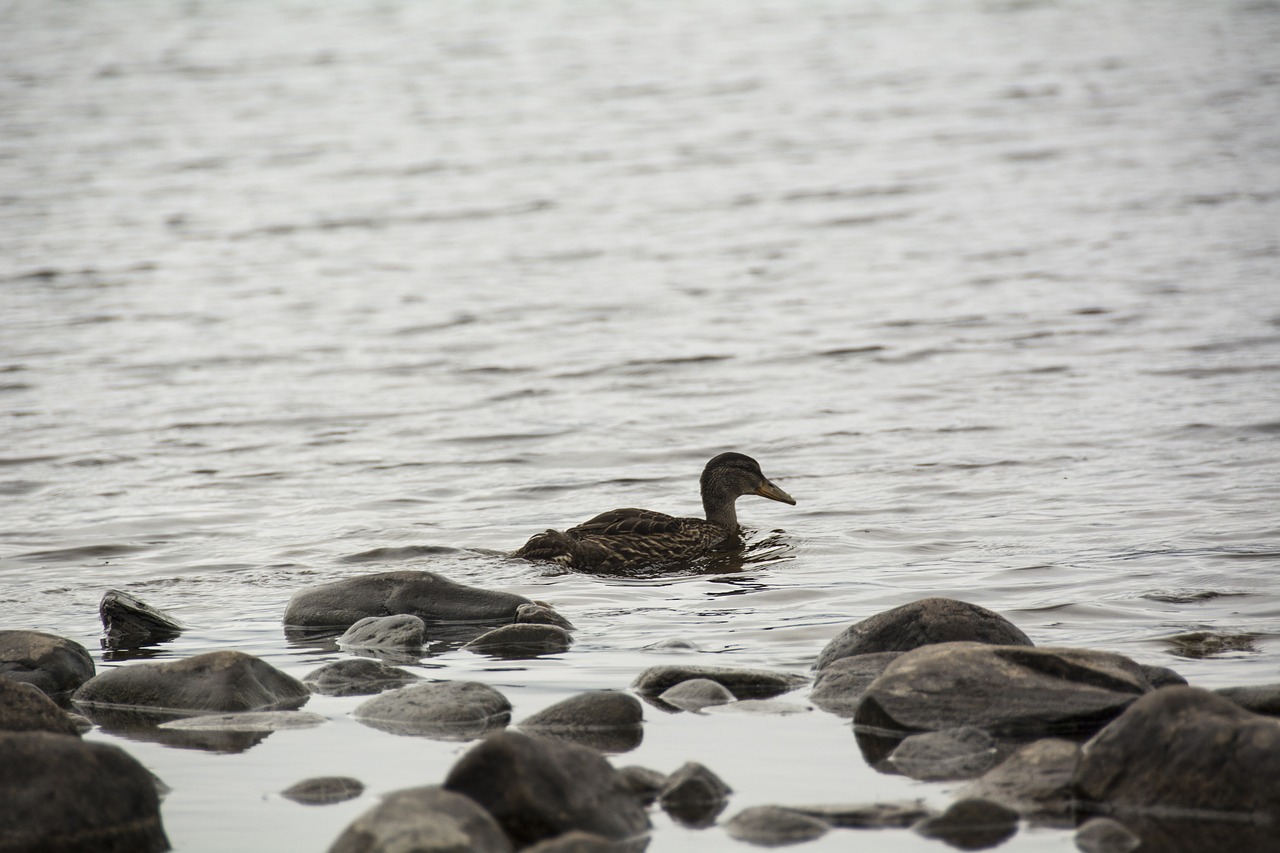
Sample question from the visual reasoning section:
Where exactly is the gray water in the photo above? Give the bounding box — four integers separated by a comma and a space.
3, 0, 1279, 850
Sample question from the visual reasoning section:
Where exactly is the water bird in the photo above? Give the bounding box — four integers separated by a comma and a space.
515, 452, 795, 571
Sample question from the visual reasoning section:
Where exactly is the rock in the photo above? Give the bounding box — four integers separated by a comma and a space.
789, 801, 934, 828
519, 691, 643, 752
338, 615, 426, 650
1074, 686, 1280, 816
328, 785, 512, 853
516, 602, 575, 631
303, 659, 420, 697
707, 699, 811, 716
855, 642, 1153, 736
816, 598, 1033, 671
1074, 817, 1141, 853
1137, 664, 1186, 689
1215, 683, 1280, 716
633, 665, 806, 700
522, 831, 634, 852
463, 624, 573, 658
158, 710, 327, 731
809, 652, 902, 717
442, 730, 650, 848
616, 766, 667, 805
889, 727, 997, 781
281, 776, 365, 806
913, 798, 1019, 850
723, 806, 830, 846
0, 679, 81, 736
73, 650, 309, 715
0, 731, 169, 852
354, 681, 511, 740
658, 761, 732, 828
0, 629, 96, 698
99, 589, 183, 649
284, 570, 531, 630
641, 638, 699, 651
658, 678, 736, 712
961, 738, 1080, 819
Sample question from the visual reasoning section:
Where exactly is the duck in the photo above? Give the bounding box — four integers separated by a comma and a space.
515, 452, 795, 571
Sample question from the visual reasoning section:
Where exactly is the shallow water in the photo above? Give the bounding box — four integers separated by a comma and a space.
2, 0, 1279, 850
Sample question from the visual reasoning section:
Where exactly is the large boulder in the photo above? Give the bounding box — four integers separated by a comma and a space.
0, 679, 82, 737
328, 785, 512, 853
0, 731, 169, 852
855, 642, 1153, 736
632, 665, 806, 700
99, 589, 183, 650
354, 681, 511, 740
0, 630, 96, 699
816, 598, 1032, 670
442, 730, 650, 848
283, 571, 531, 630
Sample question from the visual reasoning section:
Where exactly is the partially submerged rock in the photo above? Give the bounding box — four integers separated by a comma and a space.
281, 776, 365, 806
463, 624, 573, 658
0, 678, 81, 737
1215, 683, 1280, 716
0, 629, 96, 699
354, 681, 511, 740
633, 665, 806, 700
913, 798, 1019, 850
789, 801, 934, 828
1074, 817, 1141, 853
158, 710, 327, 732
303, 659, 421, 697
658, 762, 732, 828
658, 678, 736, 712
809, 652, 902, 718
961, 738, 1080, 820
516, 602, 575, 631
723, 806, 830, 846
99, 589, 183, 649
328, 785, 512, 853
616, 766, 667, 806
284, 570, 531, 630
888, 726, 998, 781
337, 615, 426, 650
519, 691, 643, 752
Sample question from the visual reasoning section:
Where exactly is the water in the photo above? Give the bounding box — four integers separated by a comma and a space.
2, 0, 1279, 850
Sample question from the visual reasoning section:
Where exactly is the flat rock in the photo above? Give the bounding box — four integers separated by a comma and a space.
463, 623, 573, 658
1074, 817, 1141, 853
303, 659, 421, 697
516, 602, 575, 630
99, 589, 183, 649
809, 652, 902, 718
0, 678, 81, 736
328, 785, 512, 853
354, 681, 511, 740
816, 598, 1033, 671
659, 761, 732, 828
723, 806, 830, 846
73, 650, 309, 715
913, 798, 1020, 850
889, 726, 998, 781
961, 738, 1080, 819
0, 629, 96, 698
338, 615, 426, 649
443, 730, 650, 848
0, 731, 169, 852
158, 710, 327, 732
658, 678, 736, 711
284, 570, 532, 630
282, 776, 365, 806
633, 665, 806, 700
1215, 683, 1280, 716
789, 801, 934, 828
855, 642, 1153, 736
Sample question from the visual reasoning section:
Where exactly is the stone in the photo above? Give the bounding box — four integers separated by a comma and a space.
284, 570, 531, 630
1215, 683, 1280, 716
516, 602, 575, 631
73, 650, 309, 715
463, 623, 573, 658
522, 831, 633, 852
338, 615, 426, 649
616, 766, 667, 805
809, 652, 902, 717
328, 785, 512, 853
443, 730, 650, 848
633, 665, 806, 700
158, 710, 327, 731
913, 798, 1019, 850
354, 681, 511, 740
658, 678, 735, 711
706, 699, 811, 716
0, 629, 96, 698
1074, 817, 1141, 853
789, 801, 934, 828
0, 731, 169, 852
961, 738, 1080, 819
1137, 664, 1186, 689
855, 642, 1153, 736
519, 691, 643, 752
816, 598, 1033, 671
0, 678, 81, 737
99, 589, 183, 649
281, 776, 365, 806
888, 726, 998, 781
303, 659, 421, 697
723, 806, 830, 846
658, 761, 732, 828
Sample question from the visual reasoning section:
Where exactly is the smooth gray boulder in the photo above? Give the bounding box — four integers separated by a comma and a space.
519, 691, 643, 753
961, 738, 1081, 820
0, 629, 95, 698
913, 798, 1019, 850
888, 726, 998, 781
855, 642, 1153, 736
284, 570, 531, 629
443, 730, 650, 848
463, 624, 572, 658
0, 678, 81, 737
516, 602, 575, 630
281, 776, 365, 806
303, 659, 421, 697
658, 678, 736, 712
816, 598, 1032, 671
328, 785, 512, 853
633, 665, 806, 700
659, 761, 732, 828
809, 652, 902, 717
0, 731, 169, 852
1215, 683, 1280, 716
354, 681, 511, 740
99, 589, 183, 649
73, 651, 309, 715
723, 806, 830, 846
338, 615, 426, 649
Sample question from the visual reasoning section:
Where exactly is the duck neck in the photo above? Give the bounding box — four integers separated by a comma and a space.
703, 493, 740, 532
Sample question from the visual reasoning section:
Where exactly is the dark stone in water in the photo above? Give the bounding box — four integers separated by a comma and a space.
723, 806, 830, 846
888, 726, 998, 781
657, 678, 735, 712
0, 730, 169, 852
616, 765, 667, 806
303, 658, 421, 697
516, 602, 575, 631
99, 589, 183, 649
281, 776, 364, 806
463, 623, 573, 658
855, 642, 1153, 736
809, 651, 902, 718
1215, 683, 1280, 716
519, 691, 644, 753
328, 785, 512, 853
442, 730, 650, 848
913, 798, 1019, 850
337, 615, 426, 649
1074, 817, 1141, 853
960, 738, 1080, 821
789, 801, 934, 828
815, 598, 1033, 671
353, 681, 511, 740
658, 761, 732, 828
0, 678, 82, 737
0, 629, 96, 699
632, 665, 806, 700
283, 570, 532, 630
1160, 630, 1259, 658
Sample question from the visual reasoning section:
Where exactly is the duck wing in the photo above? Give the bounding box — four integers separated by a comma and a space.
565, 508, 687, 539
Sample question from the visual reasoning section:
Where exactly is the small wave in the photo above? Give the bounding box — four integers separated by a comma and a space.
15, 543, 149, 563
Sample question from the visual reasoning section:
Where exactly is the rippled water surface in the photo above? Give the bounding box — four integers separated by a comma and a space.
3, 1, 1280, 850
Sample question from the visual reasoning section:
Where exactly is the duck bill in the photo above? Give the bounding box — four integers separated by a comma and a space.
755, 480, 796, 505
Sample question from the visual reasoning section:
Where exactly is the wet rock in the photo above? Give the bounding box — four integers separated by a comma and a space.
516, 602, 575, 630
961, 738, 1080, 819
616, 765, 667, 805
888, 726, 997, 781
443, 730, 650, 848
73, 650, 309, 715
913, 798, 1019, 850
1074, 686, 1280, 816
658, 678, 736, 711
659, 761, 732, 828
284, 570, 531, 630
633, 665, 806, 700
855, 642, 1153, 736
1161, 630, 1258, 658
338, 615, 426, 649
641, 638, 699, 651
354, 681, 511, 740
1215, 683, 1280, 716
522, 831, 636, 852
815, 598, 1033, 671
303, 658, 421, 697
519, 691, 643, 752
723, 806, 830, 846
328, 785, 512, 853
158, 710, 327, 732
1137, 663, 1186, 688
100, 589, 183, 649
809, 652, 902, 717
463, 623, 573, 658
708, 699, 811, 716
0, 731, 169, 852
1074, 817, 1141, 853
789, 801, 934, 828
0, 629, 96, 699
0, 678, 81, 736
281, 776, 365, 806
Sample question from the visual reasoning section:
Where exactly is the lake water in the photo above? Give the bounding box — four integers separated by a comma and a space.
3, 0, 1279, 850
